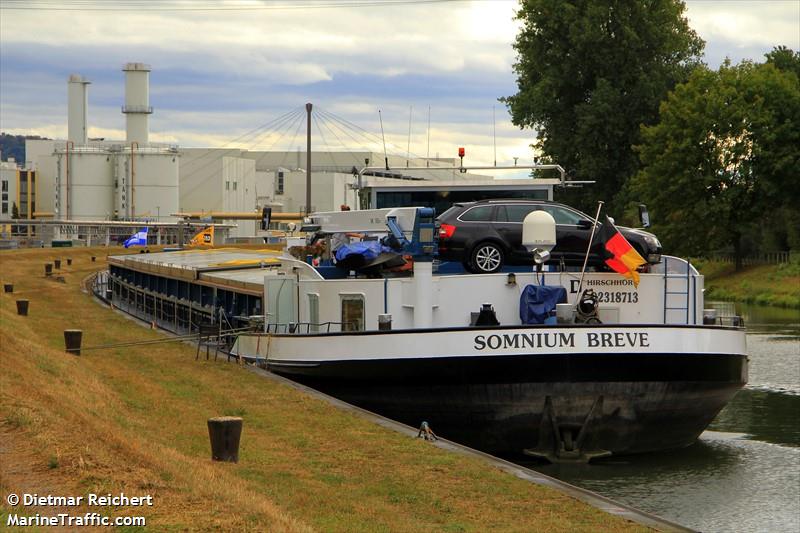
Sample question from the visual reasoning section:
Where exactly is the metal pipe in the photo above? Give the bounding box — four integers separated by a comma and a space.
356, 164, 575, 188
130, 141, 138, 218
575, 201, 604, 302
305, 102, 312, 213
170, 211, 303, 221
65, 141, 74, 219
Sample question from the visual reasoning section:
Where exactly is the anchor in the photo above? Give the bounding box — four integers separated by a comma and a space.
523, 395, 611, 463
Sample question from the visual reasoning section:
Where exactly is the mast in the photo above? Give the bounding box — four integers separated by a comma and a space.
492, 106, 497, 167
426, 105, 431, 167
406, 105, 412, 167
305, 102, 312, 213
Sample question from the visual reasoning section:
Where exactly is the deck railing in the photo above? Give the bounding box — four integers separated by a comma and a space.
705, 251, 793, 265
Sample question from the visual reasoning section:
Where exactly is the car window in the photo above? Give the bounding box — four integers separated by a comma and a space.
541, 205, 589, 225
438, 205, 462, 220
500, 204, 540, 223
459, 206, 494, 222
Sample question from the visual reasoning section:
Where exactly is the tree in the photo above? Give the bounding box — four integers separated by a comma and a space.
503, 0, 703, 217
633, 58, 800, 268
0, 133, 50, 163
761, 47, 800, 251
766, 46, 800, 80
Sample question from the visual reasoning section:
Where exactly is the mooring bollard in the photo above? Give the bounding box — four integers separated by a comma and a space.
64, 329, 83, 355
45, 263, 53, 276
67, 258, 73, 266
3, 283, 12, 293
54, 259, 61, 269
16, 299, 29, 316
207, 416, 243, 462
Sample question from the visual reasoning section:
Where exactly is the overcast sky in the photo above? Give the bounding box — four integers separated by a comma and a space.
1, 0, 798, 168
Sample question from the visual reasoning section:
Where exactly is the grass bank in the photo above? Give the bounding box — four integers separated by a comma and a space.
694, 257, 800, 309
0, 247, 647, 532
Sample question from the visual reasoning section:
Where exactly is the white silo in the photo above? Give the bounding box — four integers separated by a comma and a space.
130, 149, 179, 222
65, 152, 114, 220
67, 74, 90, 145
56, 74, 113, 221
122, 62, 152, 145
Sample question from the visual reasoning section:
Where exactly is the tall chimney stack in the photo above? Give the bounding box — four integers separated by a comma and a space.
122, 62, 152, 144
67, 74, 90, 144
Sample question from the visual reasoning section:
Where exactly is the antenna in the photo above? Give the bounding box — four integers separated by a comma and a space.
492, 106, 497, 166
378, 109, 389, 170
426, 105, 431, 168
406, 106, 413, 167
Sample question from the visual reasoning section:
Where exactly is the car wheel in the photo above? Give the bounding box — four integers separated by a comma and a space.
470, 242, 504, 273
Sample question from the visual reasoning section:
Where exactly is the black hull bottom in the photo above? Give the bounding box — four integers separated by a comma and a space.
269, 353, 747, 458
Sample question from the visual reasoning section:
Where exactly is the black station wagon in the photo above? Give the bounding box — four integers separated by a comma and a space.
437, 199, 662, 273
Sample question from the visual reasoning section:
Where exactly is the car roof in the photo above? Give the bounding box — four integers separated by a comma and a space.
452, 199, 574, 209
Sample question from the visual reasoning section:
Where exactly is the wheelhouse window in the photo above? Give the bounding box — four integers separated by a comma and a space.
276, 171, 285, 195
340, 294, 364, 332
308, 293, 319, 332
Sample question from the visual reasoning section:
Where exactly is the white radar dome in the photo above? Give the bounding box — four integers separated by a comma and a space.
522, 210, 556, 252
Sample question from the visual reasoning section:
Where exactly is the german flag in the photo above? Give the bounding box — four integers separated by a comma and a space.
598, 215, 646, 287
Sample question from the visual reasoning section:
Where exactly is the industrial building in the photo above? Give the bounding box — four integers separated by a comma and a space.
0, 159, 39, 238
25, 63, 179, 228
19, 63, 559, 243
178, 148, 558, 223
0, 159, 19, 222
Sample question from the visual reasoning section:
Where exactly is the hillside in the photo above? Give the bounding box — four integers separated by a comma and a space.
696, 258, 800, 309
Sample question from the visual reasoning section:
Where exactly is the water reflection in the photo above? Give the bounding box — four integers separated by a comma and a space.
531, 433, 800, 533
739, 303, 800, 330
527, 302, 800, 532
711, 389, 800, 446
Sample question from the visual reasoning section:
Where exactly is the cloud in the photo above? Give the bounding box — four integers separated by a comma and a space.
685, 0, 800, 65
2, 0, 797, 169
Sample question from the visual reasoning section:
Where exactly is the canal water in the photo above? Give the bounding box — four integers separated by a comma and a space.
532, 303, 800, 532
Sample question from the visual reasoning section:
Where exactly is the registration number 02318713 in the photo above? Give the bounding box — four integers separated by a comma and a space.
595, 291, 638, 304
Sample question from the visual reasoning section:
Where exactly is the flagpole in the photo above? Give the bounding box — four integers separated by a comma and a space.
575, 201, 604, 301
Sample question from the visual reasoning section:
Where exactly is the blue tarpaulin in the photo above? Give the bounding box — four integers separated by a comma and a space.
334, 240, 393, 264
519, 285, 567, 325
